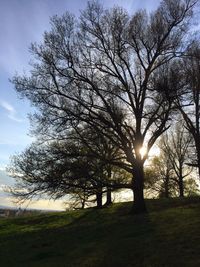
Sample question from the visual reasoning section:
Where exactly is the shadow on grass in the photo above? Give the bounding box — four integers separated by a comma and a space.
0, 206, 155, 267
1, 197, 200, 267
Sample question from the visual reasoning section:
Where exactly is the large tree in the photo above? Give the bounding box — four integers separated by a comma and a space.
12, 0, 197, 213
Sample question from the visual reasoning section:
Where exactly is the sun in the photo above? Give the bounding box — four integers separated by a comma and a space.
139, 147, 147, 158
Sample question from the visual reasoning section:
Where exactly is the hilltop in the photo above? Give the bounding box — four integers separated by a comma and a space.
0, 197, 200, 267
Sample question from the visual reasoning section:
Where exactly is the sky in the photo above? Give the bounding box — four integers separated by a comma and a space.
0, 0, 161, 210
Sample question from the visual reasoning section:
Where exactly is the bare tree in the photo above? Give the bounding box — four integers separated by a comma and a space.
176, 41, 200, 179
12, 0, 197, 213
145, 154, 176, 198
160, 122, 193, 197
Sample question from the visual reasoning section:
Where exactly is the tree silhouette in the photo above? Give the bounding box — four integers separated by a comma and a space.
12, 0, 197, 213
8, 129, 130, 208
176, 41, 200, 179
160, 122, 193, 197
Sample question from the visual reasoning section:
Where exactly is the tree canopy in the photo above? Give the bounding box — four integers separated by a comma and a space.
10, 0, 199, 213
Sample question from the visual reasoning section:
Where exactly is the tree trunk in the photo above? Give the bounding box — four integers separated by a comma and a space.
179, 178, 184, 197
81, 200, 85, 209
197, 147, 200, 180
105, 187, 112, 206
105, 166, 112, 206
132, 163, 147, 214
178, 166, 184, 197
194, 140, 200, 180
96, 190, 103, 209
164, 174, 170, 198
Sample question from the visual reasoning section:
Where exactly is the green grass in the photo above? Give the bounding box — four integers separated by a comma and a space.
1, 197, 200, 267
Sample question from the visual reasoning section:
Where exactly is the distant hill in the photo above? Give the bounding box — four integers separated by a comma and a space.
0, 205, 16, 210
1, 197, 200, 267
0, 204, 61, 213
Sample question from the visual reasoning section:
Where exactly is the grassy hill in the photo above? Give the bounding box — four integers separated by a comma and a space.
1, 197, 200, 267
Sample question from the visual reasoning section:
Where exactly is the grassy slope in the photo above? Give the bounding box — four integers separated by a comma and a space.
1, 197, 200, 267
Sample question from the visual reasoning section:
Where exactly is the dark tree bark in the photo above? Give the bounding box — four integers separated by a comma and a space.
132, 163, 146, 214
96, 189, 103, 209
104, 165, 112, 206
178, 178, 184, 197
105, 187, 112, 206
164, 174, 170, 198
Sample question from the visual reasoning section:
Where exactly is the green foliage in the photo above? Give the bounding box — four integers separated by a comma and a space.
184, 178, 200, 197
1, 197, 200, 266
144, 156, 175, 198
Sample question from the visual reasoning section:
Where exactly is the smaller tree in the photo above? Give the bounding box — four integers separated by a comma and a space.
66, 187, 90, 210
145, 155, 176, 198
8, 128, 130, 209
184, 178, 199, 196
160, 121, 193, 197
176, 41, 200, 178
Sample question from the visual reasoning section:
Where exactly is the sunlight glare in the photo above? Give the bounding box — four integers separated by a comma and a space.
139, 146, 160, 158
149, 146, 160, 157
139, 147, 147, 158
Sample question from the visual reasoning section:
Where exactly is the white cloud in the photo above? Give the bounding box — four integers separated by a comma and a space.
0, 100, 24, 122
0, 101, 14, 113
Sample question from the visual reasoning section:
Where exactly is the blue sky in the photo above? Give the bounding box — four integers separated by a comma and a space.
0, 0, 161, 209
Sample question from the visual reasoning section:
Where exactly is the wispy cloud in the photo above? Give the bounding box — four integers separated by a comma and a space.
0, 100, 23, 122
